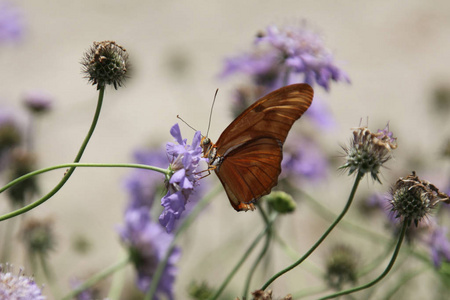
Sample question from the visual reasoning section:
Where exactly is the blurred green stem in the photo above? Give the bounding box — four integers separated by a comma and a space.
242, 204, 274, 299
145, 184, 221, 300
318, 220, 408, 299
260, 171, 364, 291
61, 255, 130, 300
209, 211, 278, 300
0, 86, 105, 221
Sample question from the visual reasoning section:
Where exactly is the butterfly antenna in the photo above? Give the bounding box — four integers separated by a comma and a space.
177, 115, 198, 132
206, 88, 219, 138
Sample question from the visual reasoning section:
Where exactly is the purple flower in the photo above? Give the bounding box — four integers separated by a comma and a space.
0, 264, 46, 299
221, 24, 350, 92
124, 149, 167, 210
159, 123, 204, 233
304, 96, 336, 130
427, 225, 450, 267
23, 90, 53, 114
0, 2, 23, 44
281, 135, 328, 182
118, 208, 180, 299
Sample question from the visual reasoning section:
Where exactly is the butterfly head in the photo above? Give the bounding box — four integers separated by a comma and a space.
201, 136, 218, 164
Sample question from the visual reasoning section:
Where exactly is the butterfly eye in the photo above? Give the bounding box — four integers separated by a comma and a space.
202, 137, 211, 146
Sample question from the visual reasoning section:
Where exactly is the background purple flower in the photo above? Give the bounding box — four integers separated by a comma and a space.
0, 1, 23, 44
281, 135, 329, 182
118, 208, 180, 299
159, 124, 204, 233
0, 264, 45, 299
23, 90, 53, 114
427, 225, 450, 268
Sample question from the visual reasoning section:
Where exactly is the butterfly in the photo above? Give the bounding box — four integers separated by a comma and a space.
201, 83, 314, 211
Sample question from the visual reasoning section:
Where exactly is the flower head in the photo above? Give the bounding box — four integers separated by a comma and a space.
0, 264, 46, 299
389, 172, 449, 226
266, 191, 296, 214
81, 41, 129, 90
22, 217, 56, 258
325, 244, 358, 289
427, 225, 450, 268
7, 148, 38, 206
23, 90, 53, 114
118, 208, 180, 298
221, 24, 349, 92
340, 123, 397, 182
159, 123, 204, 233
0, 111, 21, 153
0, 2, 23, 44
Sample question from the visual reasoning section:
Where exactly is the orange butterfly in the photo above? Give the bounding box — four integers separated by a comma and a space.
201, 83, 314, 211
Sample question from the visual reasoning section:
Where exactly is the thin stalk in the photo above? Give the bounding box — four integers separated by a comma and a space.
61, 255, 130, 300
0, 87, 105, 222
261, 172, 364, 291
0, 163, 168, 221
383, 266, 429, 299
209, 212, 278, 300
318, 221, 408, 299
144, 184, 221, 300
242, 205, 273, 299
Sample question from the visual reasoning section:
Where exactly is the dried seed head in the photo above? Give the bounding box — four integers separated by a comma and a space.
81, 41, 129, 90
389, 171, 449, 227
340, 123, 397, 182
325, 244, 358, 289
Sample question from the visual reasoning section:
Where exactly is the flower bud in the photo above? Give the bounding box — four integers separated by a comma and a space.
266, 191, 296, 213
81, 41, 129, 90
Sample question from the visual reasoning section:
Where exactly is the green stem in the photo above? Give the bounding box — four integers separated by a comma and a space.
145, 184, 221, 300
261, 171, 364, 291
1, 163, 168, 194
61, 255, 130, 300
0, 87, 105, 222
383, 266, 429, 299
242, 205, 273, 299
318, 221, 408, 299
209, 211, 278, 300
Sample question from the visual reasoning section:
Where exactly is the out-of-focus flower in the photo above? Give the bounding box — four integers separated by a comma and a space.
22, 217, 56, 259
389, 172, 449, 226
266, 191, 296, 214
427, 225, 450, 268
281, 135, 328, 182
221, 24, 349, 92
0, 264, 46, 299
81, 40, 130, 90
23, 90, 53, 114
0, 110, 21, 153
124, 149, 167, 210
159, 123, 204, 233
0, 2, 23, 44
7, 148, 38, 206
340, 123, 397, 182
247, 289, 292, 300
118, 208, 180, 298
70, 278, 100, 300
188, 281, 215, 300
325, 244, 358, 289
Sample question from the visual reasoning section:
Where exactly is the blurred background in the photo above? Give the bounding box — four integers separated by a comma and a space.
1, 0, 450, 299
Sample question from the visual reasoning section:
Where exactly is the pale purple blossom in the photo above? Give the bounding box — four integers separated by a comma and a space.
0, 2, 23, 44
221, 24, 349, 92
427, 225, 450, 267
159, 123, 204, 233
23, 90, 53, 114
0, 264, 46, 299
118, 208, 180, 298
281, 136, 328, 182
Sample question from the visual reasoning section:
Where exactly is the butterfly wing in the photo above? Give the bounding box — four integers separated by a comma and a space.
215, 137, 283, 211
215, 83, 314, 154
213, 84, 314, 211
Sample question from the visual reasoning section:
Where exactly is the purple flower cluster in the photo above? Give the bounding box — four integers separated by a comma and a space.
159, 123, 204, 233
0, 1, 23, 44
221, 24, 349, 92
0, 264, 45, 299
118, 208, 180, 298
427, 225, 450, 267
281, 135, 328, 182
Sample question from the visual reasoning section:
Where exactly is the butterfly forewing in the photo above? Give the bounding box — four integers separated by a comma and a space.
215, 84, 313, 154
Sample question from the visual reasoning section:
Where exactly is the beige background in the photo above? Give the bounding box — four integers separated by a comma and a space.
1, 0, 450, 299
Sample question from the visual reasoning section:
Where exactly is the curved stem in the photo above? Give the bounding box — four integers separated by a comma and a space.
242, 205, 273, 299
261, 171, 364, 291
61, 255, 130, 300
318, 221, 408, 299
209, 211, 278, 300
145, 184, 221, 300
0, 163, 168, 194
0, 86, 105, 222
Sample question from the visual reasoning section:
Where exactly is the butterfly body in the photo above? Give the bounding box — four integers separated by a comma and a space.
202, 84, 314, 211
